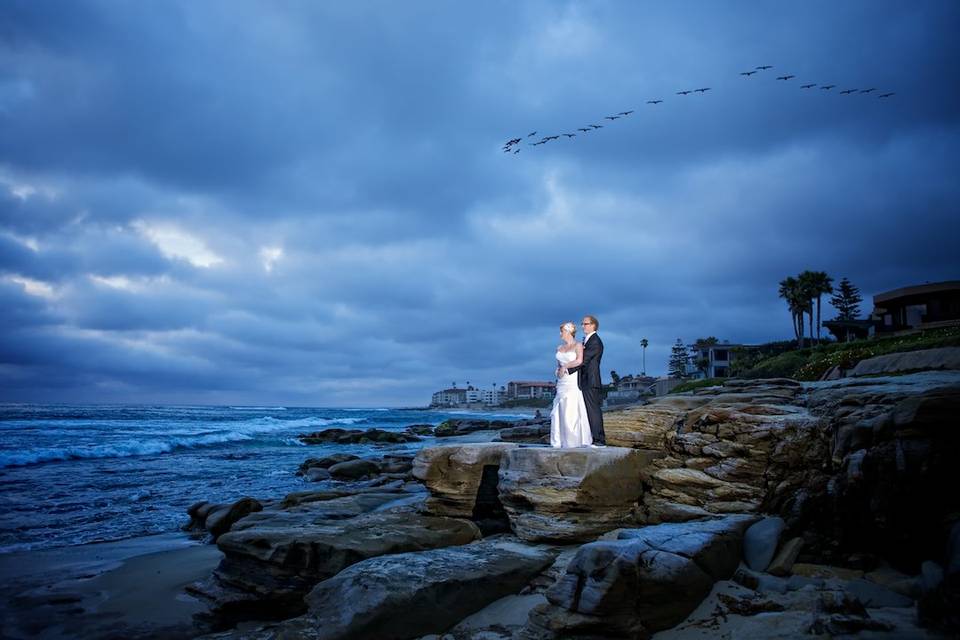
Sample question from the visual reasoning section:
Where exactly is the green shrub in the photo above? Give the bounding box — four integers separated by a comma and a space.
669, 378, 725, 394
740, 326, 960, 381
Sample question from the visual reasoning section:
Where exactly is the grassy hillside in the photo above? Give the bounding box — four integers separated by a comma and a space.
737, 326, 960, 381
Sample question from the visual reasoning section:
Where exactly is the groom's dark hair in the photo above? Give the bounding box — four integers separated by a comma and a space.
584, 315, 599, 329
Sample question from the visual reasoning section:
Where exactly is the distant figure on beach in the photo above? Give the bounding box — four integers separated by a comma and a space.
551, 321, 592, 448
560, 315, 606, 446
534, 409, 542, 420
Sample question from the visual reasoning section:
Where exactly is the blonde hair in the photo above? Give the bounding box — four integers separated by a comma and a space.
583, 315, 599, 330
560, 321, 577, 336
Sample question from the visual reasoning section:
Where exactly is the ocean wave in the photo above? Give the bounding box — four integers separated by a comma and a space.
0, 430, 259, 468
228, 406, 288, 411
266, 416, 366, 428
0, 416, 371, 468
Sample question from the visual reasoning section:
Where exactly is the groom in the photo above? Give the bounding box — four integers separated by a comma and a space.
567, 315, 606, 446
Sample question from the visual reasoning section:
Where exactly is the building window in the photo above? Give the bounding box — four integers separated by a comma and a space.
713, 349, 728, 362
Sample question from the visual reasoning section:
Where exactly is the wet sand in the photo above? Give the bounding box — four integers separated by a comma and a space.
0, 532, 223, 639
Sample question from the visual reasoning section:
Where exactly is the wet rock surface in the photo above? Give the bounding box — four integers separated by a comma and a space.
520, 515, 757, 639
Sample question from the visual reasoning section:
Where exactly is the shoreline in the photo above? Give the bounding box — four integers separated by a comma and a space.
0, 531, 223, 640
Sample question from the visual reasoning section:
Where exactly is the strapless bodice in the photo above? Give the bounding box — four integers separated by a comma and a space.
556, 349, 577, 364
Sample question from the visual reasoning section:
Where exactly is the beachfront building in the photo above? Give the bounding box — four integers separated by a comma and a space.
871, 281, 960, 335
822, 280, 960, 342
605, 374, 657, 405
506, 381, 556, 401
688, 341, 743, 378
482, 387, 506, 405
431, 387, 467, 407
430, 383, 505, 407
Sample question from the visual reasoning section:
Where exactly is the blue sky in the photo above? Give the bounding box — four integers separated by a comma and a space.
1, 1, 958, 406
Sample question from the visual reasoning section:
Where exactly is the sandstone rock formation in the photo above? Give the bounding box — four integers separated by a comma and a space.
412, 443, 518, 518
297, 537, 556, 640
188, 489, 479, 630
601, 371, 960, 576
498, 446, 663, 542
522, 515, 757, 638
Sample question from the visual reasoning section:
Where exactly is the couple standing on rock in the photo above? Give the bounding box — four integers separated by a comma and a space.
552, 315, 606, 448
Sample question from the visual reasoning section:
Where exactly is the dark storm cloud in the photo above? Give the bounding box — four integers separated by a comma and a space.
0, 0, 958, 405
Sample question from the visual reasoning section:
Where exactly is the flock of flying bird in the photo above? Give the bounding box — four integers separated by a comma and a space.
502, 64, 896, 154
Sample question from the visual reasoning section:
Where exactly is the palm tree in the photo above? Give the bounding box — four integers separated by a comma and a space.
640, 338, 648, 375
779, 276, 805, 348
798, 271, 818, 346
809, 271, 834, 343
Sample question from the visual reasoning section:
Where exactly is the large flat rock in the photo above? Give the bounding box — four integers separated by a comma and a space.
297, 536, 557, 640
521, 515, 757, 639
497, 446, 662, 542
191, 506, 480, 629
412, 442, 518, 517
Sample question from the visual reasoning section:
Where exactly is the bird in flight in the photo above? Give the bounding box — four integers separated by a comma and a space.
839, 89, 857, 94
677, 90, 692, 95
527, 132, 537, 137
756, 65, 773, 70
878, 92, 895, 98
740, 70, 758, 76
618, 110, 634, 116
563, 133, 576, 138
604, 115, 621, 120
590, 124, 603, 129
860, 88, 877, 93
820, 84, 836, 90
544, 135, 560, 141
695, 87, 711, 93
646, 99, 663, 104
801, 83, 816, 89
577, 127, 591, 132
776, 75, 795, 81
530, 141, 545, 146
513, 149, 520, 154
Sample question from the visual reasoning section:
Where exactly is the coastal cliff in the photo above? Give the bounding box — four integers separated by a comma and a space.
181, 353, 959, 639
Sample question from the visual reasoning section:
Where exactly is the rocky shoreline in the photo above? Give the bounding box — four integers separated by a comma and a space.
5, 349, 959, 639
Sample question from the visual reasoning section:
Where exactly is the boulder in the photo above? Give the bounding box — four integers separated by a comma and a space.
522, 515, 757, 638
498, 447, 662, 542
743, 517, 786, 572
328, 458, 380, 480
276, 537, 557, 640
413, 443, 518, 518
183, 497, 264, 540
405, 423, 435, 435
297, 454, 359, 475
304, 467, 331, 482
767, 536, 804, 577
189, 497, 479, 628
299, 427, 421, 444
434, 418, 511, 437
850, 347, 960, 377
497, 423, 551, 443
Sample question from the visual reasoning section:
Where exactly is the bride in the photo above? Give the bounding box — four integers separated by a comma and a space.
550, 321, 593, 448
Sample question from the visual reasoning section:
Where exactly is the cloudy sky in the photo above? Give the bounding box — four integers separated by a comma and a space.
1, 1, 958, 406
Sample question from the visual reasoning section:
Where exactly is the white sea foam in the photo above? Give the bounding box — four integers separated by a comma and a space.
0, 415, 370, 468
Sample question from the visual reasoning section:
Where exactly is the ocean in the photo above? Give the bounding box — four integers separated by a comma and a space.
0, 404, 532, 555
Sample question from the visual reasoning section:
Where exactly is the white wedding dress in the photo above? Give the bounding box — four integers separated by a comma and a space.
550, 349, 593, 448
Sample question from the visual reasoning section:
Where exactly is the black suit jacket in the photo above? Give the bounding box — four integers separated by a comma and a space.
569, 333, 603, 390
